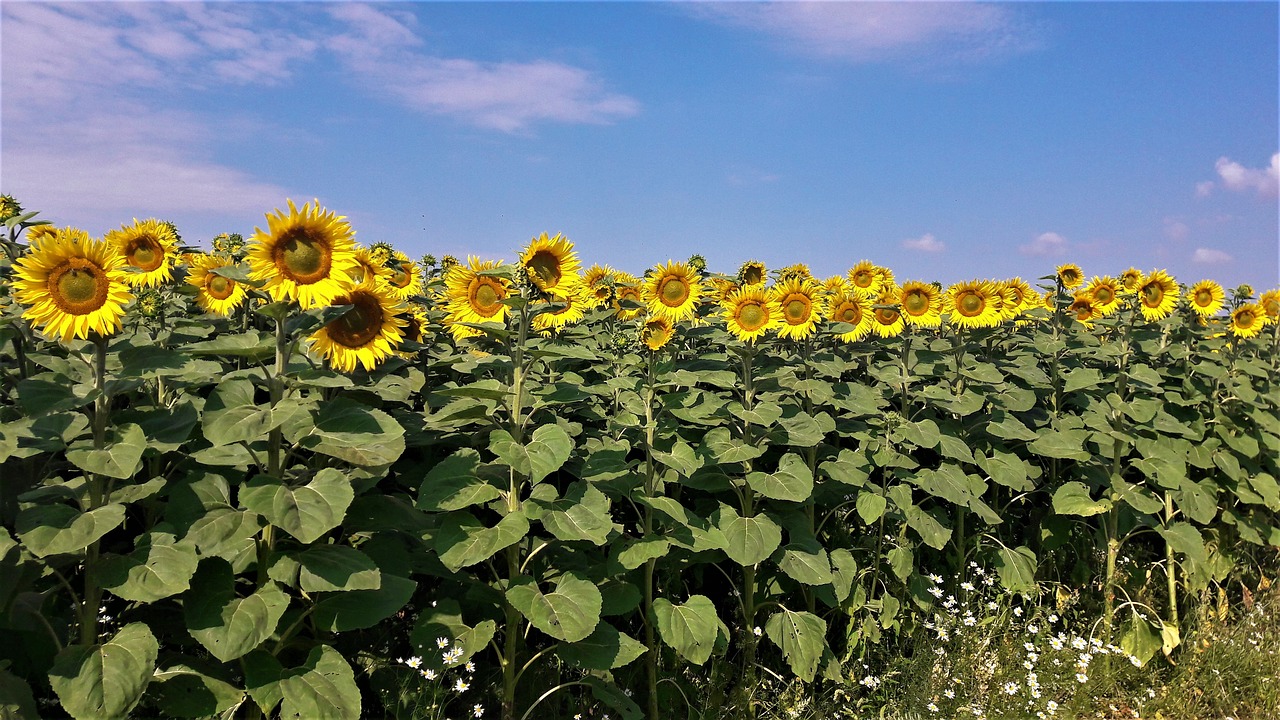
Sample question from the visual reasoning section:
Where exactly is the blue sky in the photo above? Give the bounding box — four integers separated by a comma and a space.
3, 1, 1277, 288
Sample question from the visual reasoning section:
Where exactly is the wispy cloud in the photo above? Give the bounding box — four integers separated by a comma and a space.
1019, 231, 1068, 257
1196, 153, 1280, 198
901, 233, 945, 253
690, 2, 1037, 64
1192, 248, 1233, 265
727, 166, 781, 186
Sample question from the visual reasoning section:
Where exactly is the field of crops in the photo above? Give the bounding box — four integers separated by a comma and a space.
0, 196, 1277, 720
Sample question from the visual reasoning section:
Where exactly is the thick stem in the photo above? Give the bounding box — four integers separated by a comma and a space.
501, 545, 521, 720
1164, 493, 1179, 630
737, 348, 758, 720
642, 351, 659, 720
258, 317, 289, 586
81, 336, 109, 646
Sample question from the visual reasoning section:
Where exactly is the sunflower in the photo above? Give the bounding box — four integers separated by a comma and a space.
186, 253, 247, 316
1229, 303, 1264, 339
738, 260, 767, 287
443, 257, 512, 340
247, 199, 359, 309
641, 315, 676, 351
996, 277, 1037, 322
1184, 280, 1225, 318
613, 275, 646, 321
106, 218, 179, 288
1136, 269, 1178, 321
870, 284, 906, 338
12, 228, 134, 342
520, 232, 582, 298
401, 303, 431, 344
898, 280, 943, 328
1068, 293, 1098, 328
1258, 289, 1280, 325
351, 246, 393, 287
777, 263, 812, 283
1056, 263, 1084, 289
25, 225, 60, 244
847, 260, 882, 298
308, 278, 407, 373
772, 278, 823, 340
827, 291, 873, 343
532, 279, 591, 336
723, 285, 779, 343
643, 260, 703, 323
1119, 267, 1144, 295
385, 251, 424, 302
945, 280, 1003, 329
709, 277, 741, 303
819, 275, 847, 298
1084, 276, 1123, 316
583, 264, 617, 308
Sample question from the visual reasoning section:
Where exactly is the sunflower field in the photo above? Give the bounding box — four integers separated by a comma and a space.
0, 196, 1278, 720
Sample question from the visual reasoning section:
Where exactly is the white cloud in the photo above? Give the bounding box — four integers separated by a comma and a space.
1019, 232, 1068, 257
901, 233, 944, 253
1192, 248, 1233, 265
1163, 218, 1190, 242
691, 2, 1036, 64
1213, 151, 1274, 196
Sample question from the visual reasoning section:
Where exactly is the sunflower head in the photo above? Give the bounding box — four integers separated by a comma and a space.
1068, 293, 1098, 327
1229, 303, 1264, 339
870, 284, 905, 338
402, 304, 431, 344
723, 285, 779, 343
1258, 289, 1280, 324
1136, 269, 1178, 321
1186, 280, 1225, 318
945, 280, 1003, 329
186, 253, 248, 316
12, 228, 134, 342
368, 242, 395, 266
772, 278, 823, 340
443, 257, 512, 340
827, 291, 873, 343
1084, 276, 1122, 316
641, 315, 676, 351
309, 278, 407, 373
686, 254, 707, 274
1119, 267, 1144, 294
532, 279, 591, 336
898, 280, 943, 328
1056, 263, 1084, 289
386, 251, 424, 301
0, 194, 23, 222
520, 233, 582, 298
846, 260, 882, 297
710, 277, 741, 303
612, 274, 646, 321
352, 247, 393, 286
25, 225, 60, 245
583, 264, 618, 307
106, 218, 180, 288
777, 263, 813, 284
247, 199, 359, 309
643, 261, 703, 322
738, 260, 767, 287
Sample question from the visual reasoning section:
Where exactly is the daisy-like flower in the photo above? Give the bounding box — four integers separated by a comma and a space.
1076, 673, 1088, 684
960, 581, 975, 592
404, 656, 422, 669
437, 637, 450, 649
454, 679, 470, 692
247, 199, 359, 309
12, 227, 134, 342
473, 704, 484, 718
928, 573, 943, 584
106, 217, 180, 288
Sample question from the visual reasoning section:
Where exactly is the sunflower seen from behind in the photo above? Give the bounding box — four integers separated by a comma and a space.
827, 291, 873, 343
308, 277, 407, 373
1136, 269, 1178, 321
898, 280, 942, 328
12, 227, 134, 342
1186, 280, 1225, 319
247, 199, 359, 309
186, 254, 247, 316
643, 260, 703, 323
443, 257, 512, 341
772, 277, 823, 340
723, 285, 779, 343
106, 218, 179, 288
1229, 303, 1264, 339
521, 232, 582, 298
738, 260, 767, 287
583, 264, 617, 308
944, 280, 1002, 329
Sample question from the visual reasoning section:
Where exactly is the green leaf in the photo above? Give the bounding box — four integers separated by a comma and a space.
899, 419, 940, 449
0, 665, 39, 720
1174, 479, 1218, 524
66, 423, 147, 480
1062, 367, 1104, 393
99, 533, 199, 602
715, 505, 782, 566
829, 549, 858, 603
148, 665, 246, 718
489, 423, 573, 483
652, 595, 719, 665
777, 411, 832, 447
506, 572, 603, 643
313, 575, 416, 633
1157, 522, 1207, 566
239, 470, 354, 544
49, 623, 158, 720
185, 560, 289, 662
905, 505, 951, 550
993, 545, 1037, 593
1112, 478, 1164, 515
277, 645, 361, 720
17, 503, 126, 557
182, 508, 259, 561
855, 491, 886, 525
746, 453, 814, 502
555, 622, 648, 670
615, 538, 671, 570
530, 481, 613, 545
297, 397, 405, 467
409, 599, 497, 671
1247, 472, 1280, 510
651, 439, 702, 477
436, 511, 530, 572
415, 449, 501, 511
1052, 482, 1111, 517
985, 413, 1039, 441
764, 608, 827, 682
1028, 429, 1092, 461
779, 543, 833, 586
296, 545, 381, 592
1119, 615, 1161, 666
185, 331, 274, 360
887, 546, 913, 582
977, 449, 1035, 492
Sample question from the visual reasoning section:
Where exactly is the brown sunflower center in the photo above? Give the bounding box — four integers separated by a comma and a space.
742, 266, 764, 285
874, 308, 899, 325
327, 292, 384, 348
206, 274, 236, 300
1093, 286, 1115, 305
659, 276, 690, 307
957, 291, 985, 317
470, 278, 505, 317
736, 302, 768, 331
1060, 270, 1081, 286
1141, 283, 1164, 307
273, 228, 332, 285
836, 303, 862, 324
390, 265, 412, 289
903, 290, 930, 316
783, 296, 810, 324
1194, 289, 1214, 307
1236, 309, 1257, 329
644, 320, 672, 346
1264, 299, 1280, 317
125, 235, 165, 272
526, 251, 562, 288
851, 271, 873, 288
48, 258, 109, 315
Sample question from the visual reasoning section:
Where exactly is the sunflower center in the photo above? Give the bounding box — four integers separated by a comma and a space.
390, 267, 412, 289
903, 291, 929, 316
126, 236, 165, 272
206, 274, 236, 300
526, 251, 562, 288
1194, 289, 1214, 307
957, 292, 985, 317
837, 303, 862, 324
851, 271, 873, 289
875, 308, 899, 324
327, 292, 384, 348
470, 279, 505, 317
1236, 310, 1257, 329
48, 258, 109, 315
1141, 283, 1164, 307
1060, 270, 1080, 285
737, 302, 767, 331
743, 267, 764, 285
659, 276, 690, 307
274, 228, 333, 285
1094, 286, 1114, 305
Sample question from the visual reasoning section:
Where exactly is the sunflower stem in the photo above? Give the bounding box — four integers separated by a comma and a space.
259, 315, 289, 587
642, 350, 660, 720
81, 335, 110, 647
736, 346, 759, 720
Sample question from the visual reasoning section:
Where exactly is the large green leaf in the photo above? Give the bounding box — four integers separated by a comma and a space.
415, 449, 501, 511
99, 533, 199, 602
905, 505, 951, 550
529, 481, 613, 545
489, 423, 573, 483
1028, 429, 1092, 461
555, 621, 648, 670
435, 510, 530, 572
295, 545, 381, 593
66, 423, 147, 480
652, 595, 719, 665
506, 572, 602, 643
296, 397, 405, 466
714, 505, 782, 566
185, 560, 289, 662
855, 491, 887, 524
778, 542, 833, 586
993, 545, 1037, 593
17, 503, 126, 557
1157, 521, 1207, 566
49, 622, 158, 720
239, 470, 354, 544
313, 575, 417, 633
0, 664, 39, 720
1051, 482, 1111, 517
148, 665, 246, 719
746, 453, 814, 502
277, 645, 361, 720
764, 608, 827, 682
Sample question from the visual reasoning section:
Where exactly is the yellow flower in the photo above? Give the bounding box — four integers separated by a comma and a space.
308, 278, 407, 373
25, 225, 60, 245
1119, 267, 1144, 294
996, 277, 1037, 322
1068, 293, 1098, 328
870, 284, 905, 338
532, 279, 592, 336
351, 246, 393, 286
1258, 289, 1280, 325
1056, 263, 1084, 289
738, 260, 767, 287
1186, 280, 1225, 318
386, 251, 424, 302
641, 315, 676, 351
583, 264, 617, 308
106, 218, 179, 288
1084, 276, 1122, 316
1229, 303, 1264, 339
1136, 269, 1178, 321
898, 280, 943, 328
186, 254, 247, 316
247, 199, 359, 309
520, 232, 582, 298
12, 228, 134, 342
643, 260, 703, 323
723, 285, 779, 343
846, 260, 882, 298
944, 280, 1003, 329
613, 274, 646, 321
710, 277, 741, 304
443, 257, 512, 340
827, 291, 873, 343
777, 263, 812, 283
772, 277, 823, 340
401, 303, 431, 344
